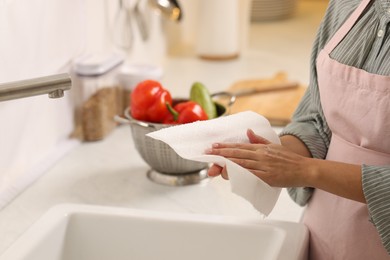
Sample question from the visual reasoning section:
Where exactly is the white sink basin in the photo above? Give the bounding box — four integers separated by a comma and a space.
0, 204, 308, 260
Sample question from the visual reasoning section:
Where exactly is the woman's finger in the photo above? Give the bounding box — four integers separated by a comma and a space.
207, 164, 223, 177
209, 142, 266, 151
206, 146, 269, 161
220, 166, 229, 180
207, 164, 229, 180
247, 129, 271, 144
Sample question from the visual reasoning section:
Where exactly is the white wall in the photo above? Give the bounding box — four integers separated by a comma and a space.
0, 0, 87, 208
0, 0, 169, 209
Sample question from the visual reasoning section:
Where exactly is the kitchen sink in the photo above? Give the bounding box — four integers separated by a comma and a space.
0, 204, 308, 260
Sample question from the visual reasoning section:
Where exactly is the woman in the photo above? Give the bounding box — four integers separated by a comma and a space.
206, 0, 390, 258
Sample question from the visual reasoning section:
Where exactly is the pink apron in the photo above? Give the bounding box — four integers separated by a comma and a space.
302, 0, 390, 259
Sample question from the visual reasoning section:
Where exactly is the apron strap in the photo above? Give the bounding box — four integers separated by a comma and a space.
324, 0, 372, 53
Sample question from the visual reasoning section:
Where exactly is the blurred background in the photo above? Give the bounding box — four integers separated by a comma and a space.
0, 0, 328, 212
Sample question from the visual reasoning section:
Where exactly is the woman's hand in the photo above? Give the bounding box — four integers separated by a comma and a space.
207, 129, 270, 180
206, 129, 365, 203
206, 129, 313, 187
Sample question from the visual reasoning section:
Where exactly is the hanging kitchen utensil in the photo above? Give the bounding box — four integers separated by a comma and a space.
170, 0, 183, 21
112, 0, 133, 51
148, 0, 182, 22
134, 0, 150, 41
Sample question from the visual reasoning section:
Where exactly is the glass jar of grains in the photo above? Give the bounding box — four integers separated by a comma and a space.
72, 52, 124, 142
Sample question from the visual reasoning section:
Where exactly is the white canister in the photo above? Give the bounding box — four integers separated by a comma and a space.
196, 0, 240, 60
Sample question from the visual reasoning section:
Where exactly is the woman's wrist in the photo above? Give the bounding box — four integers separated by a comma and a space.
301, 157, 322, 188
301, 158, 365, 203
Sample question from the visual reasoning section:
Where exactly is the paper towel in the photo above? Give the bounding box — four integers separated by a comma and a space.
147, 111, 282, 216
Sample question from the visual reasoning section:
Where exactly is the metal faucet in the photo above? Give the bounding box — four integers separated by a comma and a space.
0, 73, 72, 102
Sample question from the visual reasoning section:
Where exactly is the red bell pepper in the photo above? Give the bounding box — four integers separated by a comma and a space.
165, 101, 208, 124
130, 80, 173, 123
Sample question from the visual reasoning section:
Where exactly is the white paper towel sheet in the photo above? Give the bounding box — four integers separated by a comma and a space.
147, 111, 282, 216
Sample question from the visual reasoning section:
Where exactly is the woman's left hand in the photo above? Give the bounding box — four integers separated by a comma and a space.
205, 129, 312, 187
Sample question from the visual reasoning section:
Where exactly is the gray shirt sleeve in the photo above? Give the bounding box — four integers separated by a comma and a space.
362, 165, 390, 252
279, 4, 333, 205
278, 0, 390, 252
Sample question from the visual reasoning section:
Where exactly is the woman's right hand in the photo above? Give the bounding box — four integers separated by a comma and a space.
207, 129, 271, 180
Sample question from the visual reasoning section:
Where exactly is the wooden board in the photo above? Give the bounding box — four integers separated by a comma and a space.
220, 72, 306, 126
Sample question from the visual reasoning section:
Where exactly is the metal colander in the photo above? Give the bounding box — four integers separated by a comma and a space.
119, 96, 234, 175
125, 108, 207, 174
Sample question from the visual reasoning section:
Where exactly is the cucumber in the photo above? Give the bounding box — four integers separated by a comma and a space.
190, 82, 217, 119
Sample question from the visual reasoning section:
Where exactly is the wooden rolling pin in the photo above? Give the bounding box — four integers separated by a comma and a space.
220, 81, 299, 97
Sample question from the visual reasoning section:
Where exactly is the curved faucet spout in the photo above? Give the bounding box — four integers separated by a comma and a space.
0, 73, 72, 102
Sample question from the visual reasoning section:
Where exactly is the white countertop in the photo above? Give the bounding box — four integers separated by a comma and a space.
0, 0, 328, 255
